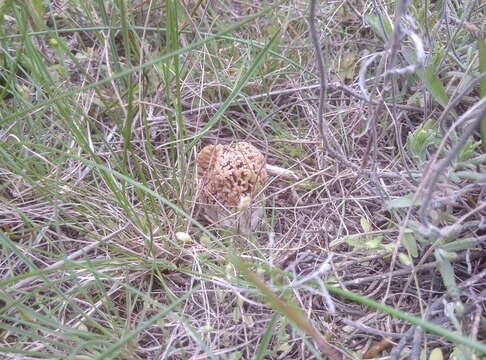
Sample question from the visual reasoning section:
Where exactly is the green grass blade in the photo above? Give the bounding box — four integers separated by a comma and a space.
416, 66, 450, 108
325, 284, 486, 354
0, 0, 286, 125
479, 38, 486, 150
254, 313, 279, 360
5, 138, 486, 356
94, 0, 122, 73
0, 347, 64, 358
188, 29, 281, 148
93, 287, 198, 360
0, 25, 312, 78
231, 255, 341, 358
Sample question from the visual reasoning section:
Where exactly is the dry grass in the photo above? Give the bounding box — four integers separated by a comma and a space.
0, 0, 485, 359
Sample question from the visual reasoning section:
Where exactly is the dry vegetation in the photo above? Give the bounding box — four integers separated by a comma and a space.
0, 0, 485, 359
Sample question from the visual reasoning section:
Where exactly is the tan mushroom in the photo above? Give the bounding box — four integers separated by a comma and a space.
196, 142, 268, 233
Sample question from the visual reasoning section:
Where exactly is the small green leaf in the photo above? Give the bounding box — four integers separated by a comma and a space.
402, 232, 418, 257
429, 348, 444, 360
32, 0, 45, 15
365, 236, 383, 250
385, 193, 423, 209
440, 238, 477, 252
405, 120, 443, 164
337, 50, 358, 80
229, 351, 242, 360
453, 170, 486, 181
457, 140, 480, 162
416, 66, 450, 108
435, 249, 460, 300
402, 47, 451, 109
364, 14, 393, 41
382, 243, 396, 252
429, 48, 444, 73
277, 342, 291, 353
398, 252, 412, 266
343, 235, 365, 249
360, 217, 372, 233
343, 234, 383, 251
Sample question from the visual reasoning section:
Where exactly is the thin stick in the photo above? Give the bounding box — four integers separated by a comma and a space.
339, 249, 486, 287
342, 319, 404, 338
309, 0, 351, 168
308, 0, 329, 151
11, 226, 128, 291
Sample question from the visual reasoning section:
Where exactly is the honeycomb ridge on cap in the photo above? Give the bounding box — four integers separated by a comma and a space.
196, 142, 267, 207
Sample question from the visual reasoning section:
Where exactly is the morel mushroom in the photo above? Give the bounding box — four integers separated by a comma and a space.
196, 142, 267, 233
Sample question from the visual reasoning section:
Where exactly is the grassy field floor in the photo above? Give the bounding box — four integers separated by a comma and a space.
0, 0, 485, 359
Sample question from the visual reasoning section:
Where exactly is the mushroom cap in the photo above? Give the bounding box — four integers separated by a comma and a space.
196, 142, 267, 207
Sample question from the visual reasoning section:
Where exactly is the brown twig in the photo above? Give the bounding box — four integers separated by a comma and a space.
309, 0, 358, 173
339, 249, 486, 287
